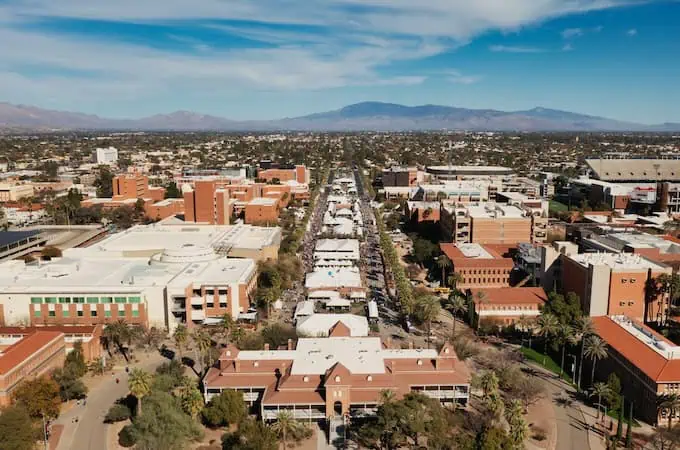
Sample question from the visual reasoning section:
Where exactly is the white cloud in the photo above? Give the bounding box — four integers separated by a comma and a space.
561, 28, 583, 39
627, 28, 638, 36
489, 45, 545, 53
444, 70, 482, 85
562, 43, 574, 51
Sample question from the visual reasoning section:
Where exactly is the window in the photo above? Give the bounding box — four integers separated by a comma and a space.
219, 302, 227, 308
45, 297, 57, 304
48, 311, 56, 317
91, 310, 98, 317
206, 303, 214, 308
31, 297, 42, 304
77, 311, 84, 317
101, 297, 113, 304
115, 297, 126, 304
105, 311, 111, 317
630, 279, 636, 284
619, 301, 626, 306
622, 279, 627, 284
118, 310, 126, 317
73, 297, 85, 303
34, 310, 42, 317
132, 310, 140, 317
59, 297, 71, 303
128, 296, 141, 304
87, 297, 98, 304
62, 310, 70, 317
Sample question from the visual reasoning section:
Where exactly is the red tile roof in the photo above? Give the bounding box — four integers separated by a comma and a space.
592, 316, 680, 383
440, 243, 514, 268
0, 325, 99, 336
470, 287, 548, 305
0, 331, 64, 375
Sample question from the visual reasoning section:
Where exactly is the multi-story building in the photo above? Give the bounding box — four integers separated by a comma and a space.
470, 287, 547, 328
202, 323, 471, 420
412, 181, 490, 203
440, 202, 540, 245
561, 252, 671, 323
0, 325, 102, 361
94, 147, 118, 165
0, 331, 65, 406
591, 315, 680, 425
257, 164, 310, 185
381, 167, 419, 187
0, 183, 34, 202
0, 230, 48, 262
426, 165, 513, 182
405, 201, 441, 224
440, 243, 514, 290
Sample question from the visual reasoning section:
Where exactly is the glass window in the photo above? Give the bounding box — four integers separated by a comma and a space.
31, 297, 42, 304
91, 310, 98, 317
59, 297, 71, 303
105, 311, 111, 317
34, 310, 42, 317
77, 311, 84, 317
114, 297, 126, 304
48, 311, 56, 317
132, 310, 140, 317
73, 297, 85, 303
87, 297, 98, 304
118, 310, 126, 317
45, 297, 57, 304
62, 310, 70, 317
101, 297, 113, 304
128, 296, 141, 304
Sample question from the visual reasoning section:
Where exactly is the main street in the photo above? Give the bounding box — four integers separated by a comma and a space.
55, 352, 165, 450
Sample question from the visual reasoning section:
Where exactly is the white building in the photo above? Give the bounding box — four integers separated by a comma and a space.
296, 314, 369, 337
94, 147, 119, 165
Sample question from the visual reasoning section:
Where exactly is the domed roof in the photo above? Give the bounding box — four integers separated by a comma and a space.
154, 244, 219, 264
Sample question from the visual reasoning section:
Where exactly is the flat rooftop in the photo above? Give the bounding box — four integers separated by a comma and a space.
466, 203, 525, 219
315, 239, 360, 253
456, 243, 494, 259
568, 252, 668, 271
427, 165, 513, 174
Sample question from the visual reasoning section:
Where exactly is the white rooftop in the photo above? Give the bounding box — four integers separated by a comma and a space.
457, 243, 493, 259
610, 315, 680, 360
466, 203, 526, 219
569, 252, 668, 271
305, 268, 363, 289
315, 239, 360, 254
248, 197, 278, 206
296, 314, 369, 339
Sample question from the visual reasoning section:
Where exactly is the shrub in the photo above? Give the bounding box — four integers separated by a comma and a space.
118, 425, 137, 447
201, 390, 246, 428
531, 426, 547, 442
105, 404, 132, 423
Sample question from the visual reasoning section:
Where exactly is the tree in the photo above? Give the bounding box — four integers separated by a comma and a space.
260, 323, 297, 350
414, 295, 440, 348
591, 383, 611, 420
11, 376, 61, 419
201, 390, 246, 428
164, 182, 182, 199
511, 376, 545, 413
173, 325, 188, 360
222, 417, 278, 450
64, 340, 87, 378
616, 399, 624, 441
436, 255, 451, 287
379, 389, 396, 405
543, 291, 582, 326
505, 399, 528, 449
219, 314, 235, 346
52, 367, 88, 401
40, 246, 62, 259
477, 427, 514, 450
105, 403, 132, 423
574, 316, 595, 391
127, 391, 203, 450
191, 329, 213, 375
537, 313, 559, 365
584, 335, 608, 387
446, 292, 467, 337
128, 369, 152, 416
94, 166, 114, 197
271, 411, 302, 450
180, 387, 204, 420
659, 394, 680, 431
556, 323, 577, 378
103, 320, 135, 361
448, 272, 463, 289
625, 402, 634, 448
0, 404, 40, 450
478, 370, 500, 397
516, 315, 534, 348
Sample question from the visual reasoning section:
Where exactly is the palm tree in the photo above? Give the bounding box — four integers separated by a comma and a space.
516, 315, 533, 348
436, 255, 452, 287
556, 324, 577, 378
574, 316, 595, 391
231, 326, 245, 346
378, 389, 396, 405
590, 383, 611, 419
128, 368, 152, 416
192, 330, 213, 374
220, 313, 235, 346
181, 387, 204, 420
173, 325, 188, 359
272, 411, 301, 450
102, 321, 134, 361
446, 292, 467, 337
478, 370, 499, 397
505, 399, 528, 448
537, 313, 559, 366
448, 272, 463, 290
584, 335, 608, 387
658, 394, 680, 430
418, 296, 441, 349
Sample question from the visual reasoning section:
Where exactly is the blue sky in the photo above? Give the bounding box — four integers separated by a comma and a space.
0, 0, 679, 123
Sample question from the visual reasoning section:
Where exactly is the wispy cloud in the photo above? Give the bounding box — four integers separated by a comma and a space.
562, 43, 574, 51
444, 70, 482, 85
561, 28, 583, 39
489, 45, 545, 53
627, 28, 638, 36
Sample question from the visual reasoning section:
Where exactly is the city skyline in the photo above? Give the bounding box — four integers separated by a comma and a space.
0, 0, 679, 123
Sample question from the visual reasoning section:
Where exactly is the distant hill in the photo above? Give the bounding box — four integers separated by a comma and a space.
0, 101, 678, 132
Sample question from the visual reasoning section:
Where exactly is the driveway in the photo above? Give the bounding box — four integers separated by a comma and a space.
55, 352, 166, 450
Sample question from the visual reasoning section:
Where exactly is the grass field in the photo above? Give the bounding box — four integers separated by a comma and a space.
549, 200, 569, 213
519, 346, 574, 384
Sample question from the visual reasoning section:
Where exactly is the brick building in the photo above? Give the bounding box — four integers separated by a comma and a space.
0, 325, 102, 361
470, 287, 547, 328
440, 243, 514, 290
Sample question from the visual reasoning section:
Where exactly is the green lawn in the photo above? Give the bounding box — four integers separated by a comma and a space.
519, 346, 574, 385
549, 200, 569, 213
605, 409, 641, 427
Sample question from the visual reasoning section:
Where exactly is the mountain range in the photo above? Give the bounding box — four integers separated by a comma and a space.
1, 101, 679, 132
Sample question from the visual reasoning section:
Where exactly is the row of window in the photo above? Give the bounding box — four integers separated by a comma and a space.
35, 309, 140, 318
483, 305, 536, 311
620, 279, 638, 284
461, 269, 509, 275
30, 296, 142, 305
463, 277, 509, 284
